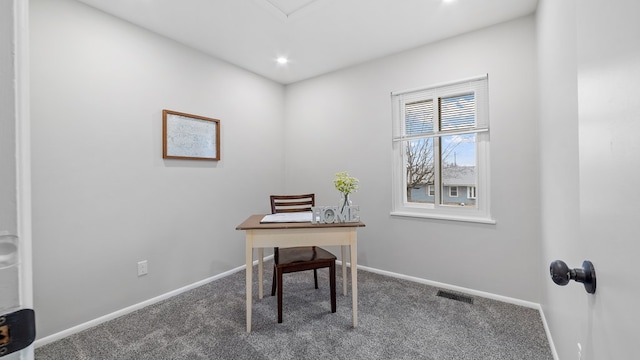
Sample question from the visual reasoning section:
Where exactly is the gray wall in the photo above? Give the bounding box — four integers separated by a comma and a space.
283, 16, 541, 302
30, 0, 286, 338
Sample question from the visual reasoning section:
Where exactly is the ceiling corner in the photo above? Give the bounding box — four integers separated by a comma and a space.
253, 0, 332, 22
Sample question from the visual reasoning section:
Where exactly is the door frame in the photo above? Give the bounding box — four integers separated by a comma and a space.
8, 0, 34, 358
15, 0, 34, 323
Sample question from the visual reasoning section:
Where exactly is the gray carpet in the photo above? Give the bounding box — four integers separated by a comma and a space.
36, 263, 553, 359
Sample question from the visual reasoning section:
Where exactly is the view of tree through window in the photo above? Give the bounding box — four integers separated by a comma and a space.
404, 94, 477, 207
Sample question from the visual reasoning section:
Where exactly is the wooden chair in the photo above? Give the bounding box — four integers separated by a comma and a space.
270, 194, 337, 323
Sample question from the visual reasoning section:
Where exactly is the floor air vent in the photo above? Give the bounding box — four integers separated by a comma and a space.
436, 290, 474, 304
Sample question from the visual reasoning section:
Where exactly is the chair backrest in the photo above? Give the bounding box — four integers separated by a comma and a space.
270, 194, 315, 214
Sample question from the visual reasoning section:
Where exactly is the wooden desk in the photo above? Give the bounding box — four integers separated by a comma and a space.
236, 214, 365, 332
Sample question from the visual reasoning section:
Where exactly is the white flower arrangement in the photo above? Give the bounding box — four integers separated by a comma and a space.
334, 171, 359, 195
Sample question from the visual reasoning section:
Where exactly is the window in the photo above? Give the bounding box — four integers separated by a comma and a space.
467, 186, 477, 199
427, 185, 435, 197
391, 75, 493, 223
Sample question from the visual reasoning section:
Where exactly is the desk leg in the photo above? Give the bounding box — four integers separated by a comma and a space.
350, 231, 358, 328
341, 245, 348, 296
258, 248, 264, 299
245, 236, 253, 333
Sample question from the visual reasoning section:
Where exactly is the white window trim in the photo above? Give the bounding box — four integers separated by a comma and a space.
390, 74, 494, 224
449, 186, 458, 197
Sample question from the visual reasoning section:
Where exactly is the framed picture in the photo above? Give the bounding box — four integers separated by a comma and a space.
162, 110, 220, 161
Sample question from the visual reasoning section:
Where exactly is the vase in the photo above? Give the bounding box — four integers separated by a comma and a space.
340, 193, 352, 212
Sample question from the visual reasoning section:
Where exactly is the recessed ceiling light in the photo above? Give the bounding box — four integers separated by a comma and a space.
276, 57, 289, 65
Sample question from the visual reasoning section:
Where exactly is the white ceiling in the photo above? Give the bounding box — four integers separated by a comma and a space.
75, 0, 539, 84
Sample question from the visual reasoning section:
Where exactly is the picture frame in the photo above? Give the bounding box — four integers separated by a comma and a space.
162, 109, 220, 161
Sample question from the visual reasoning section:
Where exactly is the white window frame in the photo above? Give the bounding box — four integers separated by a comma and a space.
449, 186, 458, 197
391, 75, 494, 224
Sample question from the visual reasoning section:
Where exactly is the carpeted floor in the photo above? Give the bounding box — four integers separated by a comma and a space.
35, 263, 553, 359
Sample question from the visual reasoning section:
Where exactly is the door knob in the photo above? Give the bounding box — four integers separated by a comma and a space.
549, 260, 596, 294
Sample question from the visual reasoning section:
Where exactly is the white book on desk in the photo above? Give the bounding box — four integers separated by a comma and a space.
260, 212, 312, 223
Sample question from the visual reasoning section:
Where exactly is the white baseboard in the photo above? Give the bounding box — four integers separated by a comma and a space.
36, 256, 557, 359
344, 262, 558, 359
537, 304, 560, 360
35, 256, 274, 348
352, 262, 539, 308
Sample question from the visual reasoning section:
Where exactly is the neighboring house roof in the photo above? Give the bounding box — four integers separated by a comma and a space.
442, 166, 476, 186
414, 166, 476, 188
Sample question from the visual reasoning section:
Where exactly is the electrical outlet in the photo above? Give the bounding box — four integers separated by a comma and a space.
137, 260, 148, 276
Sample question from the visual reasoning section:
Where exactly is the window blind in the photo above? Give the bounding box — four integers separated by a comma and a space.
392, 74, 488, 141
405, 99, 434, 136
440, 93, 475, 132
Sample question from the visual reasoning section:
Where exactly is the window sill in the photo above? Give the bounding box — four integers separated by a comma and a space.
390, 211, 496, 225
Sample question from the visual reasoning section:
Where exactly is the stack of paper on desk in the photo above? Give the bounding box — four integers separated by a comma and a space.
260, 212, 312, 223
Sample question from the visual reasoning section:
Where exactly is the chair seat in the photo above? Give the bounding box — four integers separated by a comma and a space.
277, 246, 336, 265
